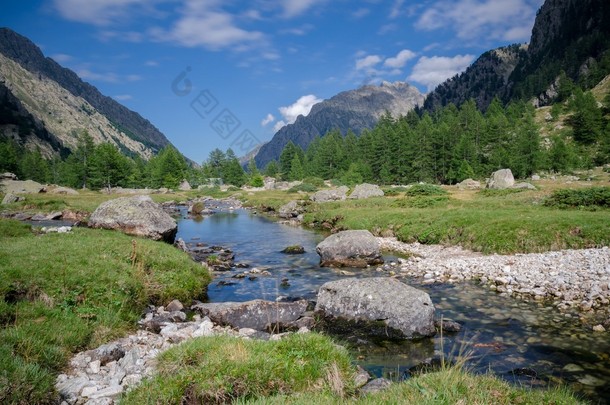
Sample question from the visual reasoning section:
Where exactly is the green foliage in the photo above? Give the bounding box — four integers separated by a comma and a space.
0, 222, 210, 403
396, 195, 450, 209
122, 333, 355, 404
543, 187, 610, 209
478, 188, 527, 197
288, 183, 318, 193
200, 148, 246, 187
263, 160, 280, 177
302, 176, 325, 187
249, 174, 264, 187
404, 184, 448, 196
568, 89, 603, 145
149, 145, 189, 189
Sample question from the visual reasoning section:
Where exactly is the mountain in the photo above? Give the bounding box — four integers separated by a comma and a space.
422, 44, 527, 112
254, 81, 424, 168
0, 27, 171, 159
423, 0, 610, 112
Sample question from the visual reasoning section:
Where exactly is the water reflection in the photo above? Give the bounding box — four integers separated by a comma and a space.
176, 210, 610, 403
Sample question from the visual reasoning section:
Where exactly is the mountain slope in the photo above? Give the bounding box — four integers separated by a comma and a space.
423, 44, 526, 112
423, 0, 610, 112
254, 81, 423, 168
0, 27, 171, 158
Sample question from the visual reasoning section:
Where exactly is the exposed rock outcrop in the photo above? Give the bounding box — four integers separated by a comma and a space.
486, 169, 515, 189
348, 183, 384, 199
310, 186, 349, 203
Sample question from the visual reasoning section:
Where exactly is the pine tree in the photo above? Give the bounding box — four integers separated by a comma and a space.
89, 143, 131, 190
288, 153, 304, 180
221, 149, 246, 187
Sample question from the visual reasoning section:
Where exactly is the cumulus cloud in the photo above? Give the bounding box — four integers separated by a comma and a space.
50, 53, 72, 63
355, 55, 382, 71
281, 0, 327, 18
261, 113, 275, 127
114, 94, 133, 101
273, 94, 322, 132
384, 49, 416, 68
408, 54, 475, 91
158, 1, 264, 50
53, 0, 149, 26
415, 0, 542, 42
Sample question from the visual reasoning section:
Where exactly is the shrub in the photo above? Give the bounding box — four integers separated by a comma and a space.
288, 183, 318, 193
404, 184, 447, 197
394, 195, 450, 208
302, 177, 325, 187
249, 175, 264, 188
543, 187, 610, 209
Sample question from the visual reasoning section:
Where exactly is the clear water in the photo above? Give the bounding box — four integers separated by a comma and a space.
176, 209, 610, 403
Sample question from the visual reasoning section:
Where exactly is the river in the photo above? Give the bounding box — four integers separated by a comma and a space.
176, 209, 610, 403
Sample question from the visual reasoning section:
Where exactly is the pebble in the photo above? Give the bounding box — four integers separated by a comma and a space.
378, 238, 610, 317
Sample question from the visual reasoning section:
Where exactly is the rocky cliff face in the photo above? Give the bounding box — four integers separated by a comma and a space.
423, 0, 610, 112
423, 44, 527, 112
254, 81, 423, 168
0, 28, 171, 158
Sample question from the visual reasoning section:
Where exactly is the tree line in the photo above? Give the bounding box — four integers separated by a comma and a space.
269, 91, 610, 185
1, 88, 608, 189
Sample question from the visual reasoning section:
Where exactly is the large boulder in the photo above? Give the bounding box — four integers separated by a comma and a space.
315, 278, 435, 339
486, 169, 515, 189
178, 179, 192, 191
456, 178, 481, 190
191, 300, 308, 332
49, 186, 79, 195
348, 183, 384, 199
88, 195, 177, 242
1, 179, 46, 194
316, 230, 383, 267
310, 186, 349, 203
1, 193, 23, 205
278, 200, 303, 219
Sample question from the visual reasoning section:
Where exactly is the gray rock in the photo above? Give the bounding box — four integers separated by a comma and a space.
531, 174, 541, 181
310, 186, 349, 202
46, 211, 63, 220
360, 377, 392, 394
486, 169, 515, 189
178, 179, 191, 191
0, 172, 17, 180
354, 365, 371, 388
316, 230, 383, 267
512, 182, 536, 190
457, 178, 481, 190
165, 299, 184, 312
88, 195, 177, 242
89, 343, 125, 365
1, 193, 23, 204
278, 200, 303, 219
50, 186, 79, 195
56, 376, 93, 402
315, 278, 436, 339
191, 299, 308, 332
348, 183, 384, 199
1, 179, 46, 194
435, 319, 462, 333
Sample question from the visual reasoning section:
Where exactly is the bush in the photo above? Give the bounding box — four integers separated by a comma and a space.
404, 184, 447, 196
288, 183, 318, 193
249, 175, 264, 188
394, 195, 450, 208
302, 177, 325, 187
543, 187, 610, 209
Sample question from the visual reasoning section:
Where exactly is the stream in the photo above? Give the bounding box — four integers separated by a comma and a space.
176, 209, 610, 404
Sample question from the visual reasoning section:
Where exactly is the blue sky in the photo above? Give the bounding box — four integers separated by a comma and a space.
2, 0, 544, 163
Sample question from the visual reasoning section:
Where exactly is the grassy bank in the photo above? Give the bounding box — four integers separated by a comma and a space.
122, 333, 584, 404
0, 219, 211, 404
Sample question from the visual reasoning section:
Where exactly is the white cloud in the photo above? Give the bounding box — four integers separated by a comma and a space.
261, 113, 275, 126
384, 49, 416, 68
356, 55, 382, 71
114, 94, 133, 101
160, 1, 265, 50
352, 8, 370, 19
281, 0, 326, 18
144, 60, 159, 67
51, 53, 72, 63
76, 69, 119, 83
53, 0, 149, 26
273, 94, 322, 131
415, 0, 542, 42
408, 54, 475, 91
389, 0, 405, 18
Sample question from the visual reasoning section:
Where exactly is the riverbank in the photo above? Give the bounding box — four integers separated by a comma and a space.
379, 238, 610, 327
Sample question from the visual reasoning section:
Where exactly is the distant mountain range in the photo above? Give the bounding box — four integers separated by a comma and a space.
254, 81, 424, 168
0, 27, 172, 159
253, 0, 610, 167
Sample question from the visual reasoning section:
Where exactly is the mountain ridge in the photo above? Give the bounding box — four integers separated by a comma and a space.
254, 81, 424, 168
0, 27, 172, 158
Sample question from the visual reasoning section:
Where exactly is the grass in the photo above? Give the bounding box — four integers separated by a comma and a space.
304, 185, 610, 254
0, 219, 211, 404
121, 333, 356, 404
